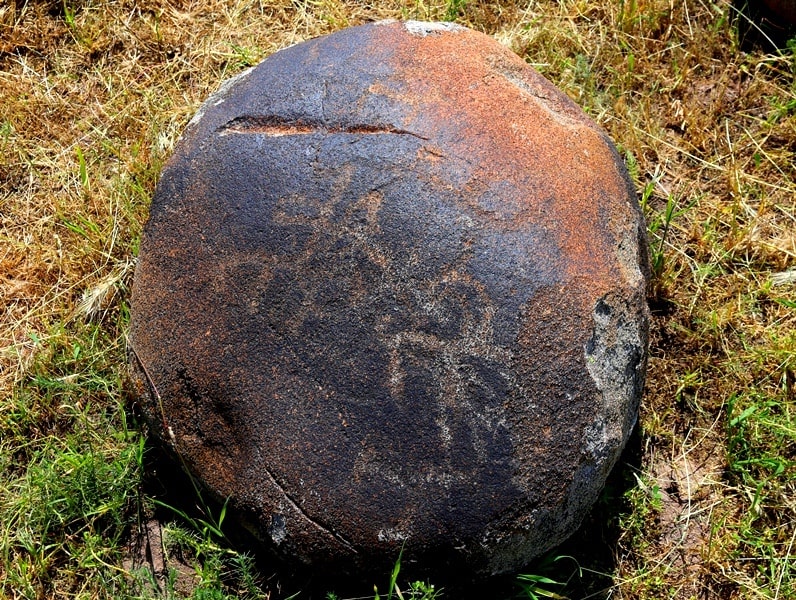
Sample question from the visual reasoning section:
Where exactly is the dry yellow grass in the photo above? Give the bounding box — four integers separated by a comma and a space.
1, 0, 795, 598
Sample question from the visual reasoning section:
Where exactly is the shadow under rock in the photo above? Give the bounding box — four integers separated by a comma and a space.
125, 424, 642, 600
733, 0, 796, 52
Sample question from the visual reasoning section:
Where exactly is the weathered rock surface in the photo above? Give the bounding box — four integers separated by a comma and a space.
130, 20, 649, 576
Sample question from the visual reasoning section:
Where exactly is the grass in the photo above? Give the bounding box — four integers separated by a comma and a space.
1, 0, 795, 598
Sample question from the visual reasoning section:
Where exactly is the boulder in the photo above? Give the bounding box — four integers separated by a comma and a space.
129, 20, 649, 576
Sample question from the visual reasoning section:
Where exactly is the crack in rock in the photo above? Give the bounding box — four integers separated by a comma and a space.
219, 116, 429, 140
259, 463, 359, 554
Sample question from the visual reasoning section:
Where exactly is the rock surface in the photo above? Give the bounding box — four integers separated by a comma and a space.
129, 20, 649, 576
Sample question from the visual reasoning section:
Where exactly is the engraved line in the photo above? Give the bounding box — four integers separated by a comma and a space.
219, 117, 429, 140
258, 461, 360, 554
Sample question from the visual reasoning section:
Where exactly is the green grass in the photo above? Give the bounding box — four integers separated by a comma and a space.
1, 0, 795, 598
0, 322, 141, 598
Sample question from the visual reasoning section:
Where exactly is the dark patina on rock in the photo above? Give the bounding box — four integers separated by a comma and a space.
763, 0, 796, 24
130, 20, 649, 576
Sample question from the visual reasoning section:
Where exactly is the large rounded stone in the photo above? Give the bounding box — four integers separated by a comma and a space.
130, 20, 649, 576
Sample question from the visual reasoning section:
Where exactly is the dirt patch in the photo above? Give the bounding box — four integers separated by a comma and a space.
648, 433, 726, 598
124, 518, 198, 598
